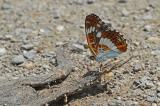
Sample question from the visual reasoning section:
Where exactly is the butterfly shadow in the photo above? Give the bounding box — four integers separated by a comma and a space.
46, 56, 133, 106
47, 78, 112, 106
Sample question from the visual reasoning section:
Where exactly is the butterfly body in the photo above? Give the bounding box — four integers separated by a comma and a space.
85, 14, 127, 62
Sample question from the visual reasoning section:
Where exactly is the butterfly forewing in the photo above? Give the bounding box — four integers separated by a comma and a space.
85, 14, 103, 56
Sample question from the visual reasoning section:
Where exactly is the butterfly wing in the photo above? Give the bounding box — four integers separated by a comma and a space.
85, 13, 110, 57
96, 30, 127, 61
85, 14, 127, 62
99, 30, 127, 53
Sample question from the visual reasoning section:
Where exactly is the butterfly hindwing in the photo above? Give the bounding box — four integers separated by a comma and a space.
100, 30, 127, 53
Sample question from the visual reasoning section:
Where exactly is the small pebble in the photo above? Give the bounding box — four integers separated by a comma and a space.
87, 0, 95, 4
144, 25, 152, 32
157, 93, 160, 98
133, 41, 140, 46
133, 76, 154, 89
152, 103, 157, 106
125, 101, 139, 106
42, 64, 51, 70
1, 3, 12, 10
142, 14, 153, 20
118, 0, 127, 3
39, 28, 50, 35
53, 10, 61, 19
4, 34, 14, 41
132, 63, 144, 72
108, 99, 125, 106
121, 8, 129, 17
145, 6, 151, 12
73, 0, 84, 5
21, 44, 34, 50
142, 77, 154, 89
42, 52, 56, 58
49, 58, 57, 66
147, 95, 158, 102
23, 50, 36, 59
20, 62, 35, 69
40, 29, 45, 33
157, 87, 160, 92
71, 43, 85, 53
11, 55, 25, 65
151, 49, 160, 55
56, 25, 64, 32
55, 42, 67, 47
147, 37, 160, 44
0, 48, 7, 56
145, 80, 154, 88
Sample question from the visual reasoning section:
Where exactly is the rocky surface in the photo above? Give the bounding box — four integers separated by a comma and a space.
0, 0, 159, 106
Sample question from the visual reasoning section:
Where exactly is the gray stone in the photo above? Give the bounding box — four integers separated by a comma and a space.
142, 14, 153, 20
42, 65, 51, 71
15, 28, 32, 36
121, 8, 129, 17
11, 55, 25, 65
42, 52, 56, 58
132, 89, 143, 96
157, 87, 160, 92
53, 10, 61, 19
71, 43, 85, 53
23, 50, 36, 59
147, 96, 158, 102
141, 76, 154, 89
49, 58, 57, 66
144, 25, 152, 32
38, 28, 51, 36
133, 76, 154, 89
87, 0, 95, 4
73, 0, 85, 5
157, 93, 160, 98
145, 81, 154, 88
21, 44, 34, 50
146, 91, 158, 102
0, 48, 7, 56
1, 3, 12, 10
133, 63, 143, 72
55, 42, 67, 47
145, 6, 151, 12
151, 49, 160, 55
108, 100, 125, 106
56, 25, 64, 32
118, 0, 127, 3
3, 34, 14, 41
152, 103, 158, 106
125, 101, 139, 106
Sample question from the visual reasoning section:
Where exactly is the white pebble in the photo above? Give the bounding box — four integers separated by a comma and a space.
56, 25, 64, 32
0, 48, 6, 56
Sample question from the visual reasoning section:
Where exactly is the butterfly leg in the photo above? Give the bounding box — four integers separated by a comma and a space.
103, 56, 134, 75
99, 62, 103, 72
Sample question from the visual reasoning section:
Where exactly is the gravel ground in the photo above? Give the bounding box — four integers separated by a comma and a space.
0, 0, 160, 106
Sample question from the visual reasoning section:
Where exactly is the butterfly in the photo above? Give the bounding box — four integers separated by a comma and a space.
85, 13, 127, 62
